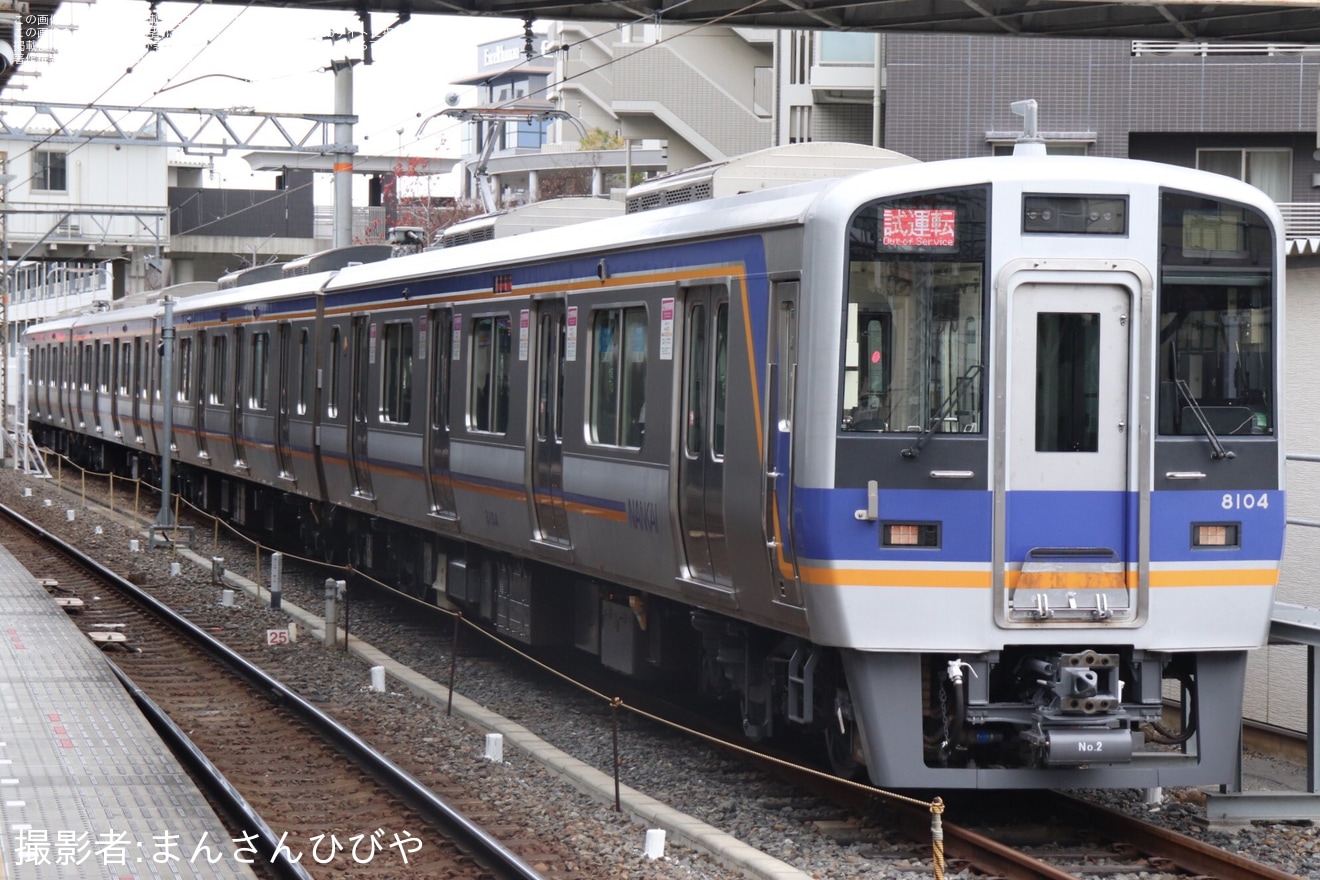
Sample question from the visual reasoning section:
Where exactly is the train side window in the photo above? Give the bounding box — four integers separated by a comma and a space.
327, 326, 341, 419
380, 321, 413, 424
250, 332, 269, 410
470, 315, 511, 433
209, 335, 227, 406
296, 329, 310, 416
82, 343, 93, 392
589, 306, 647, 449
177, 338, 193, 402
97, 343, 111, 394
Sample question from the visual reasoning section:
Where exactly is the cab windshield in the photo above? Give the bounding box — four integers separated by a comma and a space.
841, 188, 988, 434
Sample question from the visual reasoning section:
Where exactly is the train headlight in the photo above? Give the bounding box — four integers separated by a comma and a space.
1192, 523, 1240, 548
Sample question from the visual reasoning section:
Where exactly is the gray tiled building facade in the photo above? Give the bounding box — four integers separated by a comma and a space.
883, 34, 1320, 203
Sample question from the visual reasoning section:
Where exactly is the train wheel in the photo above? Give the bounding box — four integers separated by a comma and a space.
824, 688, 865, 780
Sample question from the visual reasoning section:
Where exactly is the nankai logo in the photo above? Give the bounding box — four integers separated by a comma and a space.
626, 498, 660, 533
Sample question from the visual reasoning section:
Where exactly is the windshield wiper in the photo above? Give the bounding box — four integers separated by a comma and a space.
1175, 378, 1235, 461
902, 364, 983, 459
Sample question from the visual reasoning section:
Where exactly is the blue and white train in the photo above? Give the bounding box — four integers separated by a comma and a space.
22, 141, 1285, 789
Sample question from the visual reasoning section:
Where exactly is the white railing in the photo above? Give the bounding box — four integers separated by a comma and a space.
1132, 41, 1320, 57
1279, 203, 1320, 240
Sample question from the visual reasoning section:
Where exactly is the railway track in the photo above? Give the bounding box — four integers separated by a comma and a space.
0, 501, 561, 880
883, 790, 1306, 880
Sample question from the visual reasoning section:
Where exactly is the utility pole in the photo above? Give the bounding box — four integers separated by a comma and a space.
151, 295, 175, 544
332, 59, 359, 248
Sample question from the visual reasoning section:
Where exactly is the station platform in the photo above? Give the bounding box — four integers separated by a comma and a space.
0, 543, 258, 878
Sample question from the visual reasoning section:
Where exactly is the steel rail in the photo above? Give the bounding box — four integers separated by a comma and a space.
0, 499, 547, 880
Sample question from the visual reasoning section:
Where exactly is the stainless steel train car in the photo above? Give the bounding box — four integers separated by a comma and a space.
23, 146, 1286, 789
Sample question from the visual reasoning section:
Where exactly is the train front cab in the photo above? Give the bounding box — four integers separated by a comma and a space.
806, 164, 1284, 788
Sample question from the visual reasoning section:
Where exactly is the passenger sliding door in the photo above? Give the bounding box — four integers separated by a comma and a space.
349, 315, 374, 499
275, 322, 293, 479
766, 282, 802, 606
678, 285, 732, 588
425, 307, 456, 518
530, 300, 570, 547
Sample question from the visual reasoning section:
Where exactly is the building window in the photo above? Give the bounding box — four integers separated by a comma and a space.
590, 306, 647, 448
380, 321, 414, 424
33, 150, 66, 192
818, 31, 875, 64
1197, 148, 1291, 203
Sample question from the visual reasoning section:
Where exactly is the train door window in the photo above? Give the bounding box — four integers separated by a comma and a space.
842, 187, 988, 434
197, 333, 208, 408
296, 329, 310, 416
1157, 191, 1275, 436
209, 335, 227, 405
1035, 313, 1100, 452
327, 325, 341, 419
134, 339, 145, 399
250, 332, 269, 410
712, 303, 728, 458
177, 337, 193, 402
380, 321, 414, 424
82, 343, 93, 391
429, 312, 452, 430
589, 306, 647, 448
470, 315, 511, 433
685, 303, 706, 456
778, 300, 797, 427
117, 341, 131, 395
97, 343, 110, 394
535, 311, 565, 442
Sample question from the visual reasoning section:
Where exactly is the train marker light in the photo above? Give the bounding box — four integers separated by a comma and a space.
882, 522, 940, 547
1193, 523, 1239, 548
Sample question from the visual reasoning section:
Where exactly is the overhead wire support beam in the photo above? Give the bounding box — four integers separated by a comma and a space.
0, 100, 357, 157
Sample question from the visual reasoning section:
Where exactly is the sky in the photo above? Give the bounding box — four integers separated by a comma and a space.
9, 0, 524, 197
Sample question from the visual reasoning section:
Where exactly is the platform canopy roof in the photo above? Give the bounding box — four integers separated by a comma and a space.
186, 1, 1320, 43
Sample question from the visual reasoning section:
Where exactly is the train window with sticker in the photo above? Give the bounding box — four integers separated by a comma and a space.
470, 315, 511, 433
250, 331, 269, 410
380, 321, 414, 425
842, 188, 987, 434
590, 306, 647, 449
1158, 191, 1275, 436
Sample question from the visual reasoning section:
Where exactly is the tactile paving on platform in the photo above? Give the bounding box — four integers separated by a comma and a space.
0, 543, 258, 879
